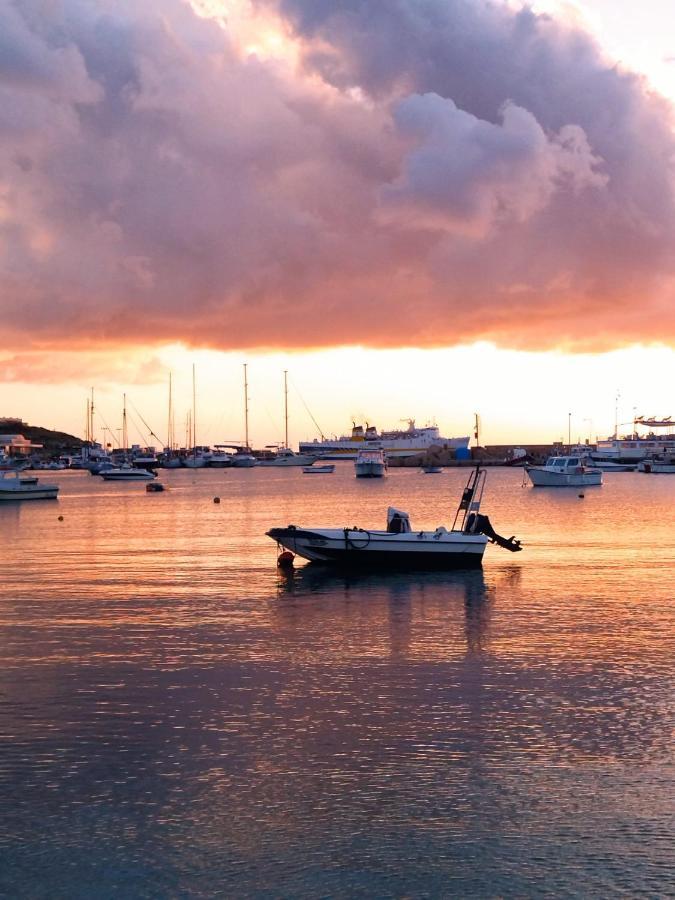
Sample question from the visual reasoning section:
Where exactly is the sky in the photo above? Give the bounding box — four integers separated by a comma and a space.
1, 0, 675, 447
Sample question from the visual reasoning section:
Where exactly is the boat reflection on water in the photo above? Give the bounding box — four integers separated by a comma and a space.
274, 565, 499, 657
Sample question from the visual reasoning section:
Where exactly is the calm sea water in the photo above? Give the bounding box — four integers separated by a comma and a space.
1, 466, 673, 897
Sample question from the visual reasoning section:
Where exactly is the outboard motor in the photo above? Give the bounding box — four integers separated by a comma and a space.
387, 507, 411, 533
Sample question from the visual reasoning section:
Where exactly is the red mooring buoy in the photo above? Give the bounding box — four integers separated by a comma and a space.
277, 550, 295, 569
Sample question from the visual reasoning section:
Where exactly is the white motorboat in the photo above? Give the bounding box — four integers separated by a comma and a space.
101, 465, 157, 481
0, 471, 59, 501
267, 467, 522, 570
355, 447, 387, 478
527, 456, 603, 487
303, 464, 335, 474
207, 447, 234, 467
257, 448, 319, 467
638, 455, 675, 474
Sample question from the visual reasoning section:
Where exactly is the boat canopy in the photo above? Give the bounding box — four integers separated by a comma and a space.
635, 416, 673, 428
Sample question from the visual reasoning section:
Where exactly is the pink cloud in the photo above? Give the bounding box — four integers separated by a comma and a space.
0, 0, 674, 367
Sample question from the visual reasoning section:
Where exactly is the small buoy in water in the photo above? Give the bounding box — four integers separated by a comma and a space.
58, 515, 64, 521
277, 550, 295, 569
578, 493, 585, 499
213, 496, 220, 504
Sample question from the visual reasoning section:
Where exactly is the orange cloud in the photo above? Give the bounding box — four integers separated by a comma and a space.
0, 0, 674, 362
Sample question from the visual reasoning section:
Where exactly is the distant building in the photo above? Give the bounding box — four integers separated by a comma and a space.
0, 433, 43, 456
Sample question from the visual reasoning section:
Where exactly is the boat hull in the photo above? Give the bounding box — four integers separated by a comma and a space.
267, 527, 487, 570
101, 470, 156, 481
231, 457, 257, 468
0, 487, 59, 500
638, 461, 675, 473
355, 462, 386, 477
527, 468, 602, 487
257, 454, 318, 467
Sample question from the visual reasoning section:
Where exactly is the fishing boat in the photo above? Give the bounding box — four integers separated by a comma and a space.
267, 467, 522, 570
526, 455, 602, 487
355, 447, 387, 478
303, 464, 335, 474
101, 465, 157, 481
0, 470, 59, 501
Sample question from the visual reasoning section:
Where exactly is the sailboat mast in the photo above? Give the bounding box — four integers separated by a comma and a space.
122, 393, 128, 452
90, 387, 95, 445
284, 369, 289, 449
243, 362, 249, 450
192, 364, 196, 452
167, 372, 173, 451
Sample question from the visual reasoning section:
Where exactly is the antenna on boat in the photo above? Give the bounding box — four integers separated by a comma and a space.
243, 362, 250, 450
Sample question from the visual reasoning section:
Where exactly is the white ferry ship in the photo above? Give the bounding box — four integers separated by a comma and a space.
592, 416, 675, 463
299, 420, 470, 460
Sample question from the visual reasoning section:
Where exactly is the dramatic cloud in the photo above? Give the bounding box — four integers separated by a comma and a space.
1, 0, 675, 363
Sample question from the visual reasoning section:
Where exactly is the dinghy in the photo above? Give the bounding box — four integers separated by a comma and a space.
267, 467, 522, 570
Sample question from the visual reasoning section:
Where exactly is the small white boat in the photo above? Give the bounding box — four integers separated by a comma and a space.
355, 447, 387, 478
422, 465, 443, 474
586, 459, 635, 472
527, 456, 603, 487
207, 448, 234, 468
638, 455, 675, 474
268, 467, 522, 570
257, 448, 320, 467
0, 471, 59, 501
101, 465, 157, 481
303, 464, 335, 474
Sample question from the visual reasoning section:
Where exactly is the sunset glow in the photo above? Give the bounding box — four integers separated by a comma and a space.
2, 0, 675, 441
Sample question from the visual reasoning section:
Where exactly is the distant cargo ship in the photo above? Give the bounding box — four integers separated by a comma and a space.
299, 420, 470, 460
